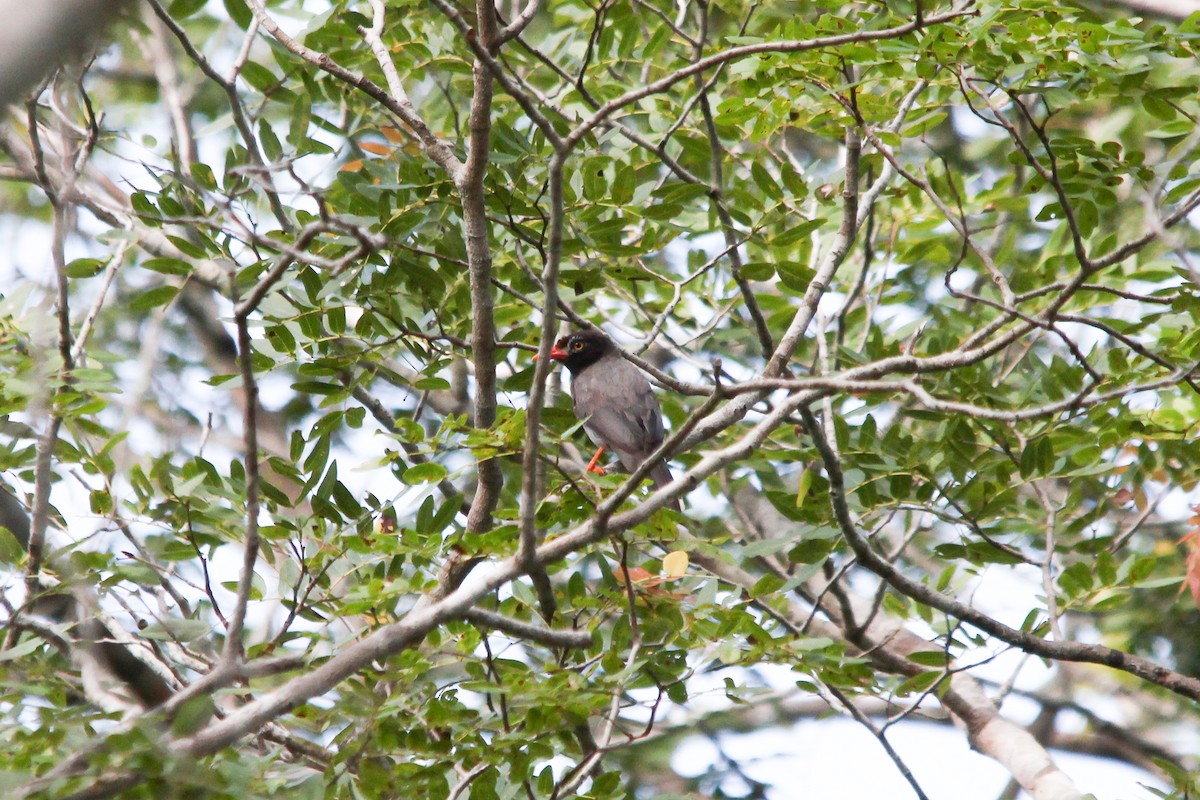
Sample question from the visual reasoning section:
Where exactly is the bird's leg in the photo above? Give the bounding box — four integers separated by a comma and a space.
585, 446, 608, 475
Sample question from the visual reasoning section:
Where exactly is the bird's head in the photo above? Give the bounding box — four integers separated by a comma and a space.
548, 329, 612, 375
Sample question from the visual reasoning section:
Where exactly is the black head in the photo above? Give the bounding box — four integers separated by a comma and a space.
548, 329, 613, 375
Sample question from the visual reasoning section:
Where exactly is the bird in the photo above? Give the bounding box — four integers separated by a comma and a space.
546, 328, 681, 511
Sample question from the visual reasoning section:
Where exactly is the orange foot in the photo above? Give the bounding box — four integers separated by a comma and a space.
585, 446, 607, 475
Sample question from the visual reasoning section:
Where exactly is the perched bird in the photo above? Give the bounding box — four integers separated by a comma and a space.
547, 329, 680, 510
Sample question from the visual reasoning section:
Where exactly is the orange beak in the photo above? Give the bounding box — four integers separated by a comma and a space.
532, 344, 569, 361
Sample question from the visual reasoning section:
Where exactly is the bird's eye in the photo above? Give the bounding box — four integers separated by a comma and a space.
572, 340, 585, 351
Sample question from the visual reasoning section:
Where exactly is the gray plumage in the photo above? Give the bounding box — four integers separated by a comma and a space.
549, 329, 680, 510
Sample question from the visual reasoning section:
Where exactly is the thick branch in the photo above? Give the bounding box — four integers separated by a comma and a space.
460, 0, 503, 538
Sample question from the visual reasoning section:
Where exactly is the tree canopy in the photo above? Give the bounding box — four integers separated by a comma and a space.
3, 0, 1200, 798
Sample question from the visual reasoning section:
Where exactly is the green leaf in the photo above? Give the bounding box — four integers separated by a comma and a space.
403, 462, 447, 485
130, 285, 180, 312
895, 669, 943, 696
142, 258, 192, 276
89, 489, 113, 515
241, 62, 279, 94
224, 0, 252, 28
65, 258, 106, 279
0, 637, 42, 662
0, 526, 24, 564
141, 618, 214, 642
168, 0, 206, 17
170, 695, 217, 737
907, 650, 949, 667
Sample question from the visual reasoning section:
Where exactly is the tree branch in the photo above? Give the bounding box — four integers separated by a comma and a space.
799, 406, 1200, 703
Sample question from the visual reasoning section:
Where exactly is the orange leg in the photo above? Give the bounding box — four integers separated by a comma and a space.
585, 446, 608, 475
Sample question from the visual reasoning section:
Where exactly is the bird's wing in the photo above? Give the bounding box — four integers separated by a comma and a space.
572, 356, 665, 468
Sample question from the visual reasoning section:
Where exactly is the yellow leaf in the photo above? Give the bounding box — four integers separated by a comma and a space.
340, 160, 364, 172
662, 550, 689, 578
796, 467, 813, 506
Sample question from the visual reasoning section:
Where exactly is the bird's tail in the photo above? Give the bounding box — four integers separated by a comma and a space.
647, 460, 681, 512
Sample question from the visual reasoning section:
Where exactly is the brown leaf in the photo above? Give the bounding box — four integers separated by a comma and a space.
1187, 546, 1200, 610
615, 566, 654, 585
380, 126, 406, 143
1178, 532, 1200, 610
360, 142, 392, 156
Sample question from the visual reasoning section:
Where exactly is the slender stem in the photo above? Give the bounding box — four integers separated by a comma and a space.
224, 281, 262, 662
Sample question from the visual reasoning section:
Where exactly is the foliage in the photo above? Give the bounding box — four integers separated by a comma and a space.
2, 0, 1200, 798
